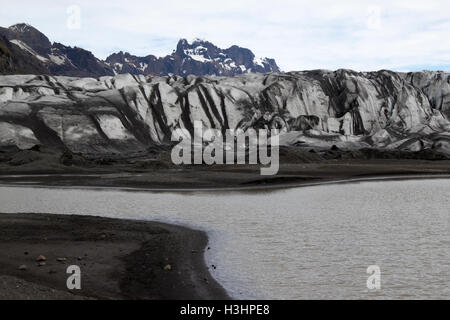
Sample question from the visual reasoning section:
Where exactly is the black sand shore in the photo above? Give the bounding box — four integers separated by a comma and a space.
1, 145, 450, 189
0, 213, 229, 300
1, 159, 450, 191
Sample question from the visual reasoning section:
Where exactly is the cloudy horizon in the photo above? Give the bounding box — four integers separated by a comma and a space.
2, 0, 450, 72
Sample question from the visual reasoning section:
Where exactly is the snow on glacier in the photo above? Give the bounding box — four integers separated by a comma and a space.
0, 122, 39, 149
96, 115, 135, 140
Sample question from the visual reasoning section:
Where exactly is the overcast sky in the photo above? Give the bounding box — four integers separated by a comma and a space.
2, 0, 450, 72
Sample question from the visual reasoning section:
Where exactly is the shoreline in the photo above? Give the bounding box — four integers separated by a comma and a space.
0, 173, 449, 193
0, 212, 229, 300
1, 157, 450, 192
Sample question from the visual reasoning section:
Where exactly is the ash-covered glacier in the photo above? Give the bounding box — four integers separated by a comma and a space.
0, 69, 449, 155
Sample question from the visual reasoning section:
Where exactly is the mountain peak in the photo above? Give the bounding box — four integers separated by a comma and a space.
178, 38, 210, 46
105, 37, 280, 77
190, 37, 206, 43
8, 23, 34, 33
5, 23, 51, 56
168, 38, 280, 76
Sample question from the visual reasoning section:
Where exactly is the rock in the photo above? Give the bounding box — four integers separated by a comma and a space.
28, 145, 41, 152
18, 265, 27, 271
56, 258, 67, 263
331, 145, 340, 151
163, 264, 172, 271
36, 255, 46, 262
8, 150, 40, 166
37, 262, 46, 267
60, 149, 88, 167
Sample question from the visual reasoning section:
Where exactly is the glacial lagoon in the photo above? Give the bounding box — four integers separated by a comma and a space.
0, 179, 449, 299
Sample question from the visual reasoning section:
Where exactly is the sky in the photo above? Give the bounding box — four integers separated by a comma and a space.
2, 0, 450, 72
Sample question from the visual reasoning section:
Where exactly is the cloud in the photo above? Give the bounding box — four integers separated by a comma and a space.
1, 0, 450, 71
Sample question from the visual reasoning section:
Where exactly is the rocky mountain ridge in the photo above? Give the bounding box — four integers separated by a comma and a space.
0, 23, 279, 77
0, 24, 114, 77
105, 38, 279, 77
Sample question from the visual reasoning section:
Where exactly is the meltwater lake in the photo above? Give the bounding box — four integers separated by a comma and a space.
0, 179, 449, 299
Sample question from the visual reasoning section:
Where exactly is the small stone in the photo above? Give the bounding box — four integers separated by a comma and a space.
57, 258, 67, 263
18, 265, 27, 271
163, 264, 172, 271
331, 145, 340, 151
36, 255, 46, 262
37, 262, 46, 267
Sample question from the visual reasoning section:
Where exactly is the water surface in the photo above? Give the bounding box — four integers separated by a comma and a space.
0, 179, 449, 299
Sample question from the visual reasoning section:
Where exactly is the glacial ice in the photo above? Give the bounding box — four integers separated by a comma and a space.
0, 70, 448, 155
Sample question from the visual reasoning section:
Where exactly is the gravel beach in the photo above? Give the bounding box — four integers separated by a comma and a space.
0, 212, 229, 300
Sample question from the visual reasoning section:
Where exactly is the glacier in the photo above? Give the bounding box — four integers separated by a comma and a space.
0, 70, 449, 155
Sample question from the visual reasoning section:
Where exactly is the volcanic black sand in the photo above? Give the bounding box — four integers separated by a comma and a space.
1, 159, 450, 190
1, 145, 450, 190
0, 212, 228, 300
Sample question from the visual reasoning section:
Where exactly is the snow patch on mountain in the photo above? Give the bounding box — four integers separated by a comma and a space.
253, 57, 269, 68
48, 54, 66, 65
10, 39, 49, 62
8, 23, 33, 33
184, 46, 212, 63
